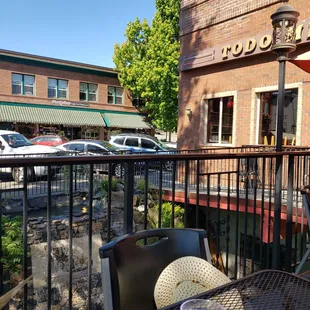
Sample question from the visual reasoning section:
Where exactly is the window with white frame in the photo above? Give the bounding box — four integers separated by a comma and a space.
12, 73, 35, 95
259, 89, 298, 145
206, 96, 234, 144
108, 86, 123, 104
80, 83, 98, 102
48, 78, 68, 99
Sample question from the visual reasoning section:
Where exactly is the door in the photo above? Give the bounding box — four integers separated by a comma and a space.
124, 137, 141, 153
141, 138, 158, 153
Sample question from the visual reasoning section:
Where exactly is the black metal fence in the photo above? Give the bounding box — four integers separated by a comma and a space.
0, 150, 310, 309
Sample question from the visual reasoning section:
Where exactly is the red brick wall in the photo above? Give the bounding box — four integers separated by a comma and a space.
179, 0, 310, 149
180, 0, 282, 36
0, 60, 135, 112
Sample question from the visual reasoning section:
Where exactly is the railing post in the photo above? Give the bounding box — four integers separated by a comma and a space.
0, 190, 4, 297
285, 155, 294, 272
23, 167, 28, 310
273, 154, 283, 269
124, 161, 134, 234
273, 58, 286, 270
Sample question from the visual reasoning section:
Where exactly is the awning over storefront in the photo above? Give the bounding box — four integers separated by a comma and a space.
103, 112, 151, 129
289, 51, 310, 74
0, 103, 106, 127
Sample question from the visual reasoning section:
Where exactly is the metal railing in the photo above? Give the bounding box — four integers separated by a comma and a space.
0, 150, 310, 309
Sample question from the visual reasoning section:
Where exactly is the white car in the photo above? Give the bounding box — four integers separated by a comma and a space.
0, 130, 63, 182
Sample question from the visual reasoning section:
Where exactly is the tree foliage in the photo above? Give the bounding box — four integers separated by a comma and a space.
1, 216, 23, 274
113, 0, 180, 132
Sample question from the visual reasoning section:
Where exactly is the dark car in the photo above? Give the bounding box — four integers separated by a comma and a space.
58, 139, 138, 177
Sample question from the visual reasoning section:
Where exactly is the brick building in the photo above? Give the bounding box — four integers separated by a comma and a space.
0, 49, 150, 139
178, 0, 310, 149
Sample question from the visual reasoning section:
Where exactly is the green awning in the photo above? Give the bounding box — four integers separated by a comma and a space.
0, 104, 106, 127
103, 112, 151, 129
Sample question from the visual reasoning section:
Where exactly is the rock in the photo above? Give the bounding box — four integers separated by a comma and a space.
36, 224, 47, 229
112, 191, 125, 209
51, 287, 62, 305
78, 225, 85, 234
133, 209, 145, 224
28, 197, 47, 210
92, 200, 103, 213
116, 183, 124, 192
134, 189, 144, 195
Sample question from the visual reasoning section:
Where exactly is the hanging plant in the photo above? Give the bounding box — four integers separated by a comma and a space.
227, 97, 234, 108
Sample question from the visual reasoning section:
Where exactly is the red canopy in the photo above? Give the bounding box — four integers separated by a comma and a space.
289, 51, 310, 73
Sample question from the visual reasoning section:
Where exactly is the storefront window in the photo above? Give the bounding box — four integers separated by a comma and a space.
48, 78, 68, 99
206, 97, 234, 144
108, 86, 123, 104
81, 127, 99, 139
12, 73, 35, 96
80, 83, 97, 102
259, 89, 297, 145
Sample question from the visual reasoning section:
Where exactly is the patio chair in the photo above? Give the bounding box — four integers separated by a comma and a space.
99, 228, 212, 310
295, 186, 310, 275
240, 158, 261, 189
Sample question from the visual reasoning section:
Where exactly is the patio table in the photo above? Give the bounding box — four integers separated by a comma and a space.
159, 270, 310, 310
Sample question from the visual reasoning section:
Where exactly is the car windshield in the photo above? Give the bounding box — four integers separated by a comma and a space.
157, 140, 170, 149
1, 133, 33, 148
98, 141, 119, 151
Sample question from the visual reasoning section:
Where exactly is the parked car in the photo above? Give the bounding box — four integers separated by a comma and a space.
58, 139, 135, 177
109, 133, 176, 170
0, 130, 64, 182
31, 135, 69, 146
109, 133, 174, 153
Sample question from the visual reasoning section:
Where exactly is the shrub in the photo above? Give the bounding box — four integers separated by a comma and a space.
1, 216, 24, 274
148, 202, 184, 229
135, 179, 158, 198
101, 177, 121, 192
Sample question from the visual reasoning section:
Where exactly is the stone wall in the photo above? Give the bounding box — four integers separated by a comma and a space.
8, 190, 132, 310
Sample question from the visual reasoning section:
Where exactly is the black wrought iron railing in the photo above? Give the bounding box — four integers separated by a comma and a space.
0, 150, 310, 309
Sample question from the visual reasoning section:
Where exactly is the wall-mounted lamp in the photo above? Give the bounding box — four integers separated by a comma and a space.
186, 108, 193, 121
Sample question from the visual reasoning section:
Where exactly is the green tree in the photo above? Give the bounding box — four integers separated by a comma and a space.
113, 0, 180, 132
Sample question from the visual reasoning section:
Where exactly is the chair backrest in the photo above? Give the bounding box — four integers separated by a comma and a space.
301, 185, 310, 228
240, 158, 257, 172
99, 228, 210, 310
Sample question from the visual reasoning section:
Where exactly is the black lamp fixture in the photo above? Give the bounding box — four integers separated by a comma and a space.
270, 4, 299, 152
270, 4, 299, 270
271, 5, 300, 61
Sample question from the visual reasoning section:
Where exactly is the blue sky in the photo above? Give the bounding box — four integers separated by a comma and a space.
0, 0, 155, 68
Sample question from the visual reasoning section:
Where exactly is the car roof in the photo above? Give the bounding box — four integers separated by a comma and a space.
33, 135, 62, 138
0, 130, 19, 135
65, 139, 104, 144
111, 133, 158, 141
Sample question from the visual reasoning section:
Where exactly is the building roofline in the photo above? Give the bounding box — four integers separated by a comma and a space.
0, 49, 118, 77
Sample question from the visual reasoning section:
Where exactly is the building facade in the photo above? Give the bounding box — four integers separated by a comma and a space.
178, 0, 310, 149
0, 49, 150, 139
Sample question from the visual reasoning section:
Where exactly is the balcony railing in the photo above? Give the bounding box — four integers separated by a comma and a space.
0, 149, 310, 309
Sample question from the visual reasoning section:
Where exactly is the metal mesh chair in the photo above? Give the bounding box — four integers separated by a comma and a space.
99, 228, 211, 310
295, 185, 310, 274
240, 158, 262, 189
